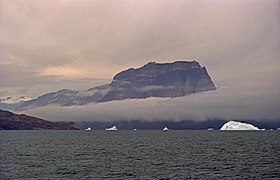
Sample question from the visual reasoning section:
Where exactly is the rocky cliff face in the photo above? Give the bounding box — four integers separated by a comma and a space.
0, 109, 79, 130
100, 61, 216, 101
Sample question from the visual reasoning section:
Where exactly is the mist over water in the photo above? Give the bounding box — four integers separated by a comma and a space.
23, 79, 280, 123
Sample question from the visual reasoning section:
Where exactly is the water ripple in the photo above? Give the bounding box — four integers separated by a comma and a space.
0, 131, 280, 179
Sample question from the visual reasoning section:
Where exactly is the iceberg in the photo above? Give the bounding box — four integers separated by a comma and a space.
207, 128, 214, 130
220, 121, 260, 130
163, 127, 169, 131
105, 126, 118, 131
85, 127, 91, 131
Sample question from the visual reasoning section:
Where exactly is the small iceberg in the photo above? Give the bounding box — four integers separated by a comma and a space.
207, 128, 214, 130
277, 128, 280, 131
163, 127, 169, 131
105, 126, 118, 131
133, 128, 137, 131
220, 121, 260, 130
85, 127, 91, 131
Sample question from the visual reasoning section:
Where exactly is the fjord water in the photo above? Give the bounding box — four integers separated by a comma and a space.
0, 131, 279, 179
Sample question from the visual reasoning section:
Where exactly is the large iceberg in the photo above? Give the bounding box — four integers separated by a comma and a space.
220, 121, 260, 130
105, 126, 118, 131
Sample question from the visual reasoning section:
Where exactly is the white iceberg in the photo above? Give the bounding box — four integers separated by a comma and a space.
207, 128, 214, 130
220, 121, 260, 130
105, 126, 118, 131
277, 128, 280, 131
85, 127, 91, 131
163, 127, 169, 131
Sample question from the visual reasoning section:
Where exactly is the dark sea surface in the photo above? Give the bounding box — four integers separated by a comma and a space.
0, 130, 279, 179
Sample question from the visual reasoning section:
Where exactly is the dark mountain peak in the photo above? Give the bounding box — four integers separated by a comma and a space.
100, 60, 216, 102
113, 60, 202, 81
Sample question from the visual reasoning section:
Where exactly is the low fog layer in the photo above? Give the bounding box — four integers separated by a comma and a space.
24, 78, 280, 122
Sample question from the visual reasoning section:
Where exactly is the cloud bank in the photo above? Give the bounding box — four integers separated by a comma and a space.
1, 0, 279, 96
24, 79, 280, 122
1, 0, 279, 121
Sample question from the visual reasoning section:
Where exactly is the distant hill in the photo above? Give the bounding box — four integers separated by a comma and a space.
0, 60, 216, 111
0, 109, 79, 130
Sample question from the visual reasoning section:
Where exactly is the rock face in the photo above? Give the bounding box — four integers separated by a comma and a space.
100, 61, 216, 101
220, 121, 260, 130
0, 109, 79, 130
0, 60, 216, 110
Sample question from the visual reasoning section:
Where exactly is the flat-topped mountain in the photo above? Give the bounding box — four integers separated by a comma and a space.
0, 60, 216, 110
0, 109, 79, 130
101, 61, 216, 101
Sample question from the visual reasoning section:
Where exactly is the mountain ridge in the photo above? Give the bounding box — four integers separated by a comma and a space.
101, 60, 216, 101
0, 109, 79, 130
0, 60, 216, 111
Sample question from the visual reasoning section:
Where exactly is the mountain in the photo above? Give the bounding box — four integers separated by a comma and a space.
0, 60, 216, 110
0, 109, 79, 130
10, 85, 109, 110
18, 89, 79, 108
100, 60, 216, 101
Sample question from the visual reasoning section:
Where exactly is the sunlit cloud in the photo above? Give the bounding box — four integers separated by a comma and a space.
39, 65, 89, 78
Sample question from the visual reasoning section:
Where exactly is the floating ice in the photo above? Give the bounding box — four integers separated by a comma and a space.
105, 126, 118, 131
85, 127, 91, 131
163, 127, 169, 131
220, 121, 260, 130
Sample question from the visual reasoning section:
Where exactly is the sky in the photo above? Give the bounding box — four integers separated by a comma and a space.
0, 0, 280, 122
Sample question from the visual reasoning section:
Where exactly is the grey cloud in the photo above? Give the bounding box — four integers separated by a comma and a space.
0, 0, 279, 121
1, 0, 278, 68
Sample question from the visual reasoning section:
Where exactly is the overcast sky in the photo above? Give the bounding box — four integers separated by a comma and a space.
1, 0, 279, 122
